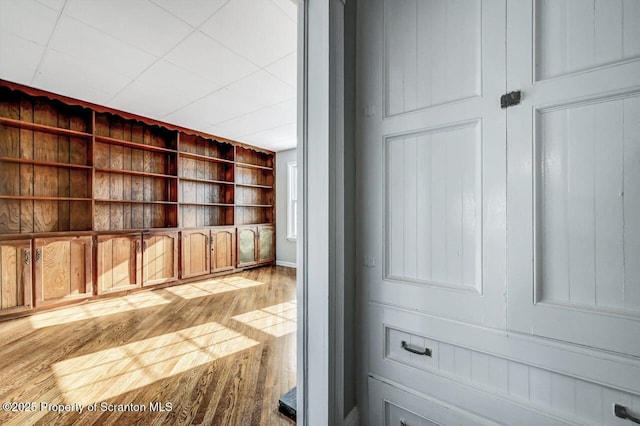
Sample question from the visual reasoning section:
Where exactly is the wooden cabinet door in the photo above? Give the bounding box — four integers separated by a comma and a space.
143, 232, 178, 286
257, 225, 275, 264
33, 236, 92, 307
181, 229, 210, 279
211, 228, 236, 272
0, 240, 32, 316
96, 234, 142, 295
237, 227, 257, 267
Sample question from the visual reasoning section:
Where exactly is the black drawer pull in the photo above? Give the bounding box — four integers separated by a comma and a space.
401, 340, 431, 357
615, 404, 640, 424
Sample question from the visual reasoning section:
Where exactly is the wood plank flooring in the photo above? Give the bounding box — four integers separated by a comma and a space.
0, 265, 296, 426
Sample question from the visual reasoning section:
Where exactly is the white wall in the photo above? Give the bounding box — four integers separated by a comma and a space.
276, 148, 297, 266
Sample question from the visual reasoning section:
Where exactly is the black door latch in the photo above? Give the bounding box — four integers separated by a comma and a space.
500, 90, 522, 109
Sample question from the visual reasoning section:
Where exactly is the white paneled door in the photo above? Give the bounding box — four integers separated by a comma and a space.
359, 0, 507, 326
507, 0, 640, 357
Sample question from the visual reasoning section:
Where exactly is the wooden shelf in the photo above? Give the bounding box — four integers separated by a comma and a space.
0, 195, 92, 201
94, 167, 178, 180
0, 157, 92, 169
0, 116, 92, 138
180, 202, 234, 207
95, 135, 177, 154
94, 199, 178, 205
235, 183, 273, 189
235, 162, 273, 171
236, 204, 274, 208
179, 151, 235, 164
179, 176, 234, 185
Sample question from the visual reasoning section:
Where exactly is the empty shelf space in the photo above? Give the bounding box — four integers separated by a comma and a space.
0, 116, 92, 138
235, 162, 273, 171
95, 135, 178, 154
0, 157, 92, 169
94, 168, 178, 179
178, 151, 235, 164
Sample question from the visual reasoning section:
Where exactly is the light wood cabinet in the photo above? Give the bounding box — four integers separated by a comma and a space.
257, 225, 275, 264
211, 227, 236, 272
237, 226, 258, 268
143, 232, 178, 286
96, 234, 142, 295
33, 236, 92, 308
181, 229, 210, 279
0, 240, 32, 316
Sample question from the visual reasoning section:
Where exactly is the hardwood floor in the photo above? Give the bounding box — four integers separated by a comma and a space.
0, 265, 297, 426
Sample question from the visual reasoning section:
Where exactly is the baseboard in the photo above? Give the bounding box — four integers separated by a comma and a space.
276, 260, 297, 268
344, 406, 359, 426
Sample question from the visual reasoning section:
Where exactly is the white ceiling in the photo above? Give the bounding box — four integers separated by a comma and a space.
0, 0, 298, 152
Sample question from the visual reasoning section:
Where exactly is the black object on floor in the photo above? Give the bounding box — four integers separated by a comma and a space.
278, 387, 297, 421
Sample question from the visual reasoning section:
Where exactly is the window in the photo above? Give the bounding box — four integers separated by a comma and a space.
287, 161, 298, 240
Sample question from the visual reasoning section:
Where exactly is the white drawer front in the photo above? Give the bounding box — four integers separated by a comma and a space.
369, 376, 496, 426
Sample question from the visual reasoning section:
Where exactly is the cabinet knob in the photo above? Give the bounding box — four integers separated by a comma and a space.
24, 249, 30, 265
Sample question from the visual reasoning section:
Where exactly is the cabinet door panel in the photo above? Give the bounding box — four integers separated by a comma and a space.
181, 229, 210, 279
507, 0, 640, 357
358, 0, 507, 326
34, 236, 92, 307
97, 234, 142, 294
143, 232, 178, 286
237, 227, 257, 267
0, 240, 32, 315
258, 225, 275, 263
212, 228, 236, 272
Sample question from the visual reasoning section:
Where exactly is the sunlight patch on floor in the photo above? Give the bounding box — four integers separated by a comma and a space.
29, 292, 172, 329
164, 277, 264, 300
52, 322, 259, 404
231, 301, 297, 337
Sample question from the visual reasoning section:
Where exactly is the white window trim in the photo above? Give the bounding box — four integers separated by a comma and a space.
287, 160, 298, 241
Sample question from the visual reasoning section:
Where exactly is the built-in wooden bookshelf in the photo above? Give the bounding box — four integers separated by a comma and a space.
93, 113, 178, 231
235, 146, 275, 226
178, 133, 235, 228
0, 80, 277, 317
0, 86, 93, 234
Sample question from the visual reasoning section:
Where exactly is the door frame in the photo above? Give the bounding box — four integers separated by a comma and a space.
298, 0, 351, 424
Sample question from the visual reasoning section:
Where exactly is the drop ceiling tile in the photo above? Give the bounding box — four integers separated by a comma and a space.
134, 60, 220, 102
162, 101, 234, 131
0, 33, 45, 85
270, 0, 297, 22
270, 138, 297, 151
269, 99, 297, 121
164, 31, 258, 87
225, 70, 295, 108
264, 52, 296, 88
50, 16, 157, 78
34, 49, 130, 104
151, 0, 228, 27
202, 124, 247, 141
64, 0, 193, 56
0, 0, 58, 45
217, 106, 292, 137
109, 80, 192, 119
199, 87, 266, 121
35, 0, 65, 11
200, 0, 296, 67
241, 123, 296, 149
